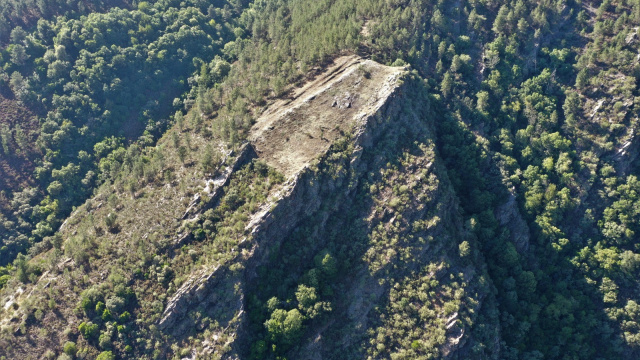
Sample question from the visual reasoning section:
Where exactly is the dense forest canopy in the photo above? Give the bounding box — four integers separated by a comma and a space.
1, 0, 640, 359
0, 0, 135, 43
0, 0, 246, 263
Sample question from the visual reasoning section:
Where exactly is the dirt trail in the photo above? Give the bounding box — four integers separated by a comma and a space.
249, 55, 405, 178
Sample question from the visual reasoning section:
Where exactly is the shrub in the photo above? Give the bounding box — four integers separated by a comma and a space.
98, 331, 112, 349
101, 309, 112, 321
201, 144, 217, 173
119, 311, 131, 323
78, 321, 99, 339
193, 228, 205, 241
105, 213, 118, 233
265, 308, 304, 346
14, 253, 29, 283
357, 64, 371, 79
79, 287, 103, 314
178, 146, 188, 163
314, 250, 337, 278
105, 295, 125, 312
62, 341, 77, 356
95, 301, 105, 313
96, 351, 115, 360
0, 274, 10, 289
34, 308, 44, 321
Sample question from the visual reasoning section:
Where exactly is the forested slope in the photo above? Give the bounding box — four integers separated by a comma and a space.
1, 0, 640, 359
0, 0, 134, 43
0, 0, 245, 264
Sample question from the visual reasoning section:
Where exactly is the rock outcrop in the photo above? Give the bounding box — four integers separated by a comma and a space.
158, 56, 408, 335
496, 191, 531, 253
157, 56, 497, 359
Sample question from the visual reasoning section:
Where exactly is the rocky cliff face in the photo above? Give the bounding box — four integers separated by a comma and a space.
155, 55, 412, 348
154, 57, 498, 359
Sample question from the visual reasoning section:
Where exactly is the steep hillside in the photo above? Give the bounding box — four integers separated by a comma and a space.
0, 0, 134, 43
0, 0, 242, 265
5, 0, 640, 359
0, 56, 496, 359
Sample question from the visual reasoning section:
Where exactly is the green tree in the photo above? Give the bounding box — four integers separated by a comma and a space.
492, 5, 509, 34
576, 69, 589, 89
476, 91, 489, 114
201, 144, 216, 173
296, 284, 331, 319
265, 308, 304, 346
0, 124, 11, 155
78, 321, 99, 339
315, 250, 337, 278
10, 44, 29, 65
459, 241, 471, 258
10, 26, 27, 43
14, 253, 29, 283
441, 72, 453, 98
178, 146, 188, 164
9, 71, 25, 94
